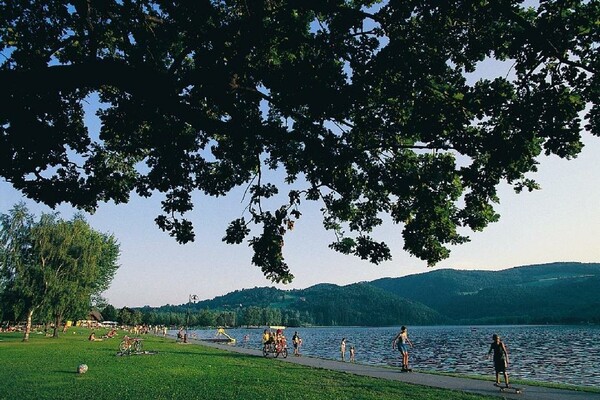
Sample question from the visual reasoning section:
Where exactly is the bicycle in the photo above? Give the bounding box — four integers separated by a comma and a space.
118, 335, 143, 354
262, 339, 288, 358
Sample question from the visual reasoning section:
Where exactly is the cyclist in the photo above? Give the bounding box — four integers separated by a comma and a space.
263, 329, 276, 351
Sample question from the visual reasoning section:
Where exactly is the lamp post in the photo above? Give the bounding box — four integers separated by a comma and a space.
184, 294, 198, 343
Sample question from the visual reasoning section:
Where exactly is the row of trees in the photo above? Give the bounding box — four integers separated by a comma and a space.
129, 305, 306, 328
100, 304, 144, 326
0, 203, 120, 341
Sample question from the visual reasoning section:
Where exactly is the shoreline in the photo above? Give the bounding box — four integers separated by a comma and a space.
172, 325, 600, 389
168, 333, 600, 400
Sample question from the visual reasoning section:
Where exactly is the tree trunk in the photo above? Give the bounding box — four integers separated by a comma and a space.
53, 314, 62, 338
23, 309, 34, 342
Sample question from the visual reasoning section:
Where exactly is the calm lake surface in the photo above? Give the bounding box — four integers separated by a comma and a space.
187, 325, 600, 388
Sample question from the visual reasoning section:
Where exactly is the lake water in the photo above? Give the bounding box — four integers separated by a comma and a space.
186, 325, 600, 388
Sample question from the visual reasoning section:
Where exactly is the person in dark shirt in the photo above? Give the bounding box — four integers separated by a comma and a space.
488, 333, 510, 388
292, 331, 302, 356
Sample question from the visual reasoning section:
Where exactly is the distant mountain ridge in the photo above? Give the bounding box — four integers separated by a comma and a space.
154, 262, 600, 325
369, 262, 600, 324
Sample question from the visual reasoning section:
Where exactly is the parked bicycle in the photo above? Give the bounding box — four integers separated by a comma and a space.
119, 335, 143, 354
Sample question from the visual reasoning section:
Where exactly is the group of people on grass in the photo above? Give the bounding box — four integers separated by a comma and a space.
88, 327, 118, 341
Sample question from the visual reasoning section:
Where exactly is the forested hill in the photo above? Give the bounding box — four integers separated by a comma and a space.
149, 262, 600, 326
184, 283, 445, 326
370, 262, 600, 324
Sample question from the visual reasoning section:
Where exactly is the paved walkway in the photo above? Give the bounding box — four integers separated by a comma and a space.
184, 338, 600, 400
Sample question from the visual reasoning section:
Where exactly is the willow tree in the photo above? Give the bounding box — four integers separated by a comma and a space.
0, 1, 598, 282
0, 203, 36, 335
38, 216, 120, 337
0, 204, 120, 341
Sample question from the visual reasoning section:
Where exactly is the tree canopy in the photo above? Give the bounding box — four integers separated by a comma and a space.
1, 0, 598, 282
0, 203, 120, 340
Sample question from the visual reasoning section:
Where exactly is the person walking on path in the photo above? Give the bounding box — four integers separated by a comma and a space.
488, 333, 510, 388
292, 331, 302, 356
340, 338, 347, 361
392, 326, 413, 371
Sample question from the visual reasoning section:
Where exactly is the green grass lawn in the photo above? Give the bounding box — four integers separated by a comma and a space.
0, 328, 497, 400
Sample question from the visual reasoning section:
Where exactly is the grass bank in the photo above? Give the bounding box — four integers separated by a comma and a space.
1, 328, 496, 400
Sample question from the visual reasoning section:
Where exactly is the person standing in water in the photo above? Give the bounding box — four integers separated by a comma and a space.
392, 326, 413, 371
488, 333, 510, 388
340, 338, 347, 361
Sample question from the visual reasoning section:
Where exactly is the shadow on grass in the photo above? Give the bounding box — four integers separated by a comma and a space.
54, 370, 79, 375
156, 349, 256, 358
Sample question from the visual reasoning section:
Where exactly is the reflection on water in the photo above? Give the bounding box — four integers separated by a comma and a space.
188, 325, 600, 388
